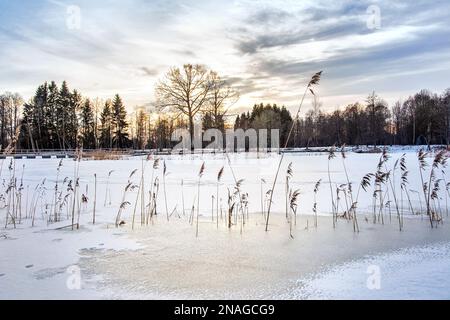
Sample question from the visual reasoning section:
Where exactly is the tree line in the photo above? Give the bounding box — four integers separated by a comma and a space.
235, 91, 450, 148
0, 64, 449, 152
12, 81, 130, 150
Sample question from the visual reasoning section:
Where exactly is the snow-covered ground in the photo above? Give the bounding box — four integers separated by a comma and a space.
0, 149, 449, 299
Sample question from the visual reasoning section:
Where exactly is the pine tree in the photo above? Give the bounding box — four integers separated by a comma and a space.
33, 83, 49, 150
68, 90, 82, 149
47, 81, 59, 148
79, 99, 96, 149
111, 94, 129, 148
99, 100, 112, 149
57, 81, 71, 149
19, 101, 36, 150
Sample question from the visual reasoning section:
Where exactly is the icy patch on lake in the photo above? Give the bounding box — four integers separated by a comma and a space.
288, 241, 450, 300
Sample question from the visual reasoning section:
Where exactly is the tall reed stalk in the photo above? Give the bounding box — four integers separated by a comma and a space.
260, 178, 266, 219
418, 150, 431, 227
265, 71, 322, 231
93, 173, 97, 224
104, 170, 114, 206
313, 179, 321, 228
115, 169, 137, 227
427, 150, 448, 226
53, 160, 63, 222
163, 161, 169, 221
217, 167, 224, 228
288, 189, 300, 239
146, 159, 160, 225
196, 162, 205, 237
181, 179, 185, 216
71, 152, 81, 230
327, 147, 336, 228
285, 163, 293, 219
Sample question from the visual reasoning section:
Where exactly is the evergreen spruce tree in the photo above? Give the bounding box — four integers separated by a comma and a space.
99, 100, 113, 148
68, 90, 82, 148
111, 94, 129, 148
80, 99, 96, 149
19, 101, 36, 150
57, 81, 71, 149
47, 81, 59, 148
33, 83, 48, 149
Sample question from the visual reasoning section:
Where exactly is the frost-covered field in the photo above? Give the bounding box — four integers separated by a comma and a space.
1, 148, 450, 299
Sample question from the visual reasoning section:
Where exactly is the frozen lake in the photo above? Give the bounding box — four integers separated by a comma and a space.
1, 149, 449, 299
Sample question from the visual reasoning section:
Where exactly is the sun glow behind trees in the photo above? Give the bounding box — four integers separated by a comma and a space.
0, 65, 449, 151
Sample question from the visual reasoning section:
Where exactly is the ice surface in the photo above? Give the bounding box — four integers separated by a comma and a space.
79, 215, 450, 300
1, 150, 449, 299
289, 241, 450, 300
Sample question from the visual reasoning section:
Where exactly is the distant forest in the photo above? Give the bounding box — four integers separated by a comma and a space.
1, 65, 449, 152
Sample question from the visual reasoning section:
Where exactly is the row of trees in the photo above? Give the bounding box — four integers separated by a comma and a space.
16, 81, 130, 150
1, 64, 449, 152
234, 90, 450, 148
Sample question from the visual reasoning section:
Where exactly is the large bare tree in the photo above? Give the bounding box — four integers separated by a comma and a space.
206, 72, 239, 130
155, 64, 212, 149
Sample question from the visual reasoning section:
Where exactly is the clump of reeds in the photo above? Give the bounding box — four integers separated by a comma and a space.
115, 169, 138, 227
4, 159, 17, 229
71, 151, 81, 230
417, 150, 430, 224
427, 150, 448, 226
430, 179, 443, 223
382, 150, 403, 230
399, 154, 413, 225
340, 146, 358, 231
418, 149, 448, 227
52, 160, 63, 223
442, 170, 449, 217
265, 71, 322, 231
225, 154, 245, 227
234, 179, 245, 233
146, 158, 160, 225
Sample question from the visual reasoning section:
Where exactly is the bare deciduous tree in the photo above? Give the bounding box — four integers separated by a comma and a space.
155, 64, 212, 149
206, 72, 239, 130
0, 92, 23, 151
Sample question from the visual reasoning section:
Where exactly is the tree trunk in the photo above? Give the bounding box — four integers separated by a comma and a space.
189, 115, 195, 151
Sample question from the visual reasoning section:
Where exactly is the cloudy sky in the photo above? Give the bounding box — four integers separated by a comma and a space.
1, 0, 450, 115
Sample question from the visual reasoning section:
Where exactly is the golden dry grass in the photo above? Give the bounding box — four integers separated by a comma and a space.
84, 150, 124, 160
